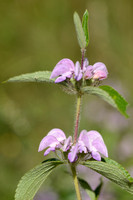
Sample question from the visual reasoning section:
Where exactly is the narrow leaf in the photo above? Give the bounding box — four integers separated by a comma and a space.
78, 177, 96, 200
81, 157, 133, 194
4, 71, 77, 94
73, 12, 86, 49
94, 178, 103, 200
81, 85, 129, 117
78, 177, 103, 200
100, 85, 129, 117
5, 71, 54, 83
82, 10, 89, 46
15, 158, 63, 200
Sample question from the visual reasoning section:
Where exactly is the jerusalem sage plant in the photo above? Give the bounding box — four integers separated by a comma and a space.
6, 10, 133, 200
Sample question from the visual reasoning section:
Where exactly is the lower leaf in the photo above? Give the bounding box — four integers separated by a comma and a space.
81, 157, 133, 194
15, 158, 63, 200
78, 177, 96, 200
78, 177, 103, 200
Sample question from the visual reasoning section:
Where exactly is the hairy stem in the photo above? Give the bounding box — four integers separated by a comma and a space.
81, 49, 85, 70
72, 47, 85, 200
74, 48, 85, 143
74, 94, 82, 143
71, 165, 82, 200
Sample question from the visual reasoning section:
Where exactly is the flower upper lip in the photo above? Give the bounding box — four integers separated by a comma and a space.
38, 128, 72, 156
50, 58, 75, 83
68, 130, 108, 162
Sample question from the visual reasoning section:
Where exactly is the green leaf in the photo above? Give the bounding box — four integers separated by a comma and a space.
4, 71, 78, 94
5, 71, 54, 83
103, 157, 133, 182
15, 158, 63, 200
78, 177, 103, 200
81, 157, 133, 194
81, 85, 129, 117
73, 12, 86, 49
78, 177, 96, 200
94, 178, 103, 200
82, 10, 89, 46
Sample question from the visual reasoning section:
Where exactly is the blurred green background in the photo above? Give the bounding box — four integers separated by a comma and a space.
0, 0, 133, 200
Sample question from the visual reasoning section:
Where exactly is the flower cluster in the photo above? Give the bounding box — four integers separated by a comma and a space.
50, 58, 108, 83
38, 128, 108, 162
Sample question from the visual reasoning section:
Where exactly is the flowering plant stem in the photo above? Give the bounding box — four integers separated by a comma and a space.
74, 94, 82, 143
72, 50, 84, 199
81, 49, 85, 70
73, 94, 82, 199
71, 165, 82, 200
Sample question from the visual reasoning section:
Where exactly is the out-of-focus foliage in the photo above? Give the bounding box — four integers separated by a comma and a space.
0, 0, 133, 200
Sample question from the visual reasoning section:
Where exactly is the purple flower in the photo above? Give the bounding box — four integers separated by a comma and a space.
50, 59, 75, 83
82, 58, 89, 73
38, 128, 72, 156
84, 65, 93, 79
38, 128, 108, 163
74, 61, 83, 81
50, 58, 108, 83
68, 130, 108, 162
68, 143, 79, 163
92, 62, 108, 80
62, 136, 72, 152
84, 62, 108, 80
50, 58, 90, 83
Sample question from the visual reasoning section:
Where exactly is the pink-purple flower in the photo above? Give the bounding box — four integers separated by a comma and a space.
50, 58, 108, 83
50, 59, 75, 83
92, 62, 108, 80
38, 128, 108, 163
68, 130, 108, 162
38, 128, 72, 156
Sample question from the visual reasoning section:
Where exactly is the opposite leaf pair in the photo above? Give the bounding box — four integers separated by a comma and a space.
15, 157, 133, 200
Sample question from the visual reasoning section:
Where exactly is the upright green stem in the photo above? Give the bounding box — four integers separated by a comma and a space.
74, 94, 82, 143
71, 165, 82, 200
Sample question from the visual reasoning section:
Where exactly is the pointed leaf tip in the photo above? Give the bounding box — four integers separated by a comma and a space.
78, 177, 96, 200
5, 71, 54, 83
81, 157, 133, 194
100, 85, 129, 118
82, 85, 129, 118
82, 10, 89, 46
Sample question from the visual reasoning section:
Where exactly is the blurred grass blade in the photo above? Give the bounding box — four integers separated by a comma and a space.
73, 12, 86, 49
82, 10, 89, 46
81, 157, 133, 194
5, 71, 53, 83
81, 85, 129, 118
15, 158, 63, 200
